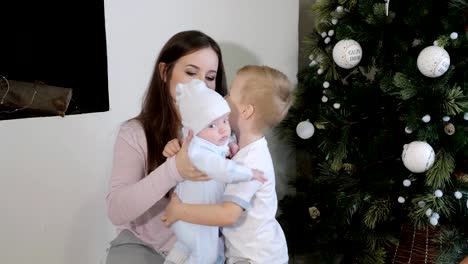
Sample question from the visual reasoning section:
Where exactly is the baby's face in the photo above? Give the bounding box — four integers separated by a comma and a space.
197, 113, 231, 146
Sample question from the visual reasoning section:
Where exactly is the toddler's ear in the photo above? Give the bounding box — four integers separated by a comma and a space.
241, 104, 254, 119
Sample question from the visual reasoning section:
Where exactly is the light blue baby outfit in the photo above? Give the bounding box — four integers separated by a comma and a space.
166, 135, 253, 264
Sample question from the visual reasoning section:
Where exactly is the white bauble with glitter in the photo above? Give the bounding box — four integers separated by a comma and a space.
398, 196, 405, 203
454, 191, 462, 199
430, 216, 438, 226
417, 46, 450, 78
401, 141, 435, 173
296, 120, 315, 139
332, 39, 362, 69
403, 179, 411, 187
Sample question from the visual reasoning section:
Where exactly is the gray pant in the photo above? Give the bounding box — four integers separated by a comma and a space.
106, 230, 165, 264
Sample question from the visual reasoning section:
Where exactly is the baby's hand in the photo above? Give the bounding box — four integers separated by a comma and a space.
227, 142, 240, 158
163, 139, 181, 158
252, 169, 267, 183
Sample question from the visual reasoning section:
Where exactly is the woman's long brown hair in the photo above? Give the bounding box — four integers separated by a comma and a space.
135, 30, 227, 173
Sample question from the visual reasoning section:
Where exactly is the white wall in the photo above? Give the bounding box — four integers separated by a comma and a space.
0, 1, 298, 263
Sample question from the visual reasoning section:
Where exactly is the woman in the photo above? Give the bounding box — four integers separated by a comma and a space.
105, 30, 227, 264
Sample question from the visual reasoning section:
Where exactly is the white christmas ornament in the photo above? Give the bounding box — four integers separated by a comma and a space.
434, 189, 443, 198
325, 37, 331, 44
430, 216, 438, 226
454, 191, 462, 199
418, 201, 426, 208
398, 196, 405, 203
464, 113, 468, 120
433, 40, 439, 46
425, 208, 433, 216
331, 19, 338, 25
296, 120, 315, 139
310, 60, 318, 66
328, 30, 335, 37
403, 179, 411, 187
432, 212, 440, 220
405, 126, 413, 134
321, 96, 328, 103
422, 114, 431, 123
321, 32, 327, 38
332, 39, 362, 69
417, 46, 450, 78
401, 141, 435, 173
323, 81, 330, 88
333, 103, 341, 109
442, 116, 450, 122
450, 32, 458, 40
317, 68, 324, 75
336, 6, 344, 13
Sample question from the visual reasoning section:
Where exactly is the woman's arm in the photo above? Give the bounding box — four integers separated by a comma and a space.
161, 193, 243, 226
106, 124, 183, 226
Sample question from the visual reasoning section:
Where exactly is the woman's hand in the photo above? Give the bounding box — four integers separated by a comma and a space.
175, 129, 211, 181
161, 193, 183, 226
163, 139, 181, 158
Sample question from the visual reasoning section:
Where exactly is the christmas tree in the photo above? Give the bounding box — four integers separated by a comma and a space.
277, 0, 468, 263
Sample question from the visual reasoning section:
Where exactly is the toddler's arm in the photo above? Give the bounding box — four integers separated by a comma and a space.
161, 193, 243, 226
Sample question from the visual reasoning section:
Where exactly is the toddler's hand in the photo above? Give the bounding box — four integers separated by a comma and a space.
161, 193, 183, 226
163, 138, 181, 158
252, 169, 267, 183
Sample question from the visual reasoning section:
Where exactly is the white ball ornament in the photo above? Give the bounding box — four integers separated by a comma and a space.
450, 32, 458, 40
454, 191, 462, 199
323, 81, 330, 88
332, 39, 362, 69
434, 189, 443, 198
405, 126, 413, 134
425, 208, 433, 216
422, 114, 431, 123
401, 141, 435, 173
442, 116, 450, 122
464, 113, 468, 120
403, 179, 411, 187
317, 68, 324, 75
321, 32, 328, 38
336, 6, 344, 13
296, 120, 315, 139
417, 46, 450, 78
321, 96, 329, 103
324, 37, 331, 44
333, 103, 341, 109
331, 19, 338, 25
398, 196, 405, 203
418, 201, 426, 208
430, 216, 438, 226
328, 30, 335, 37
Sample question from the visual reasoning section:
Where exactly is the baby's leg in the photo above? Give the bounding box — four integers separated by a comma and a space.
164, 221, 197, 264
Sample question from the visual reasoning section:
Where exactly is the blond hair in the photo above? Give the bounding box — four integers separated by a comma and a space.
236, 65, 294, 130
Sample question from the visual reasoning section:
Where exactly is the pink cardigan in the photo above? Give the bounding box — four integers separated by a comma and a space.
106, 120, 183, 253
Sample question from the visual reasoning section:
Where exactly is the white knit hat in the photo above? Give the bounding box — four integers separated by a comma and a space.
176, 79, 231, 135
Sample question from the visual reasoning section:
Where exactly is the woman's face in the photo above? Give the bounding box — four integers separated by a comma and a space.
164, 47, 219, 101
